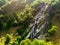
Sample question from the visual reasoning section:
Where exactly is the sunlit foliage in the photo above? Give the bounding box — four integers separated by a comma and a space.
20, 39, 53, 45
48, 26, 57, 36
16, 4, 34, 22
4, 34, 11, 45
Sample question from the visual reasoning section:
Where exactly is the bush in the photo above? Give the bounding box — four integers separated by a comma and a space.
20, 39, 53, 45
33, 39, 47, 45
11, 36, 22, 45
48, 26, 57, 36
20, 39, 31, 45
16, 4, 34, 22
5, 34, 11, 45
15, 36, 22, 44
11, 41, 18, 45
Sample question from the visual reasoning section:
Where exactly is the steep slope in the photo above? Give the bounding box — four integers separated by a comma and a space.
49, 2, 60, 45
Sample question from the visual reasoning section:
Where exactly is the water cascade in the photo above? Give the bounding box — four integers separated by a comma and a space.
25, 0, 55, 39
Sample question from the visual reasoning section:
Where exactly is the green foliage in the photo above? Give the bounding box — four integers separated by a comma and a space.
2, 22, 8, 30
48, 26, 57, 36
11, 36, 22, 45
30, 0, 59, 7
0, 14, 15, 29
20, 39, 31, 45
11, 41, 18, 45
30, 0, 41, 6
33, 39, 47, 45
12, 20, 18, 26
13, 20, 18, 24
20, 39, 53, 45
15, 36, 22, 44
5, 34, 11, 45
16, 5, 34, 36
16, 4, 34, 22
30, 0, 51, 7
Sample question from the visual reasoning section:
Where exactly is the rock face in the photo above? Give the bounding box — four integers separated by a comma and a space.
25, 3, 52, 39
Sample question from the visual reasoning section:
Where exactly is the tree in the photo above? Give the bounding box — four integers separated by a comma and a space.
16, 4, 34, 22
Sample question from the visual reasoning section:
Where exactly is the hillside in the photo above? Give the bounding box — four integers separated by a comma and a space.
0, 0, 60, 45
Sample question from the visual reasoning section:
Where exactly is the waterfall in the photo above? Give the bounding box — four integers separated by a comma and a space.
25, 0, 55, 39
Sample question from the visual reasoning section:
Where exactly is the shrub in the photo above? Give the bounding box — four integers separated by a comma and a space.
33, 39, 47, 45
20, 39, 53, 45
16, 4, 34, 22
11, 41, 18, 45
48, 26, 57, 36
5, 34, 11, 45
15, 36, 22, 44
11, 36, 22, 45
20, 39, 31, 45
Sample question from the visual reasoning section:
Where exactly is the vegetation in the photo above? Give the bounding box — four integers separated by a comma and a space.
48, 26, 57, 36
16, 4, 34, 22
4, 34, 11, 45
20, 39, 53, 45
0, 0, 60, 45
